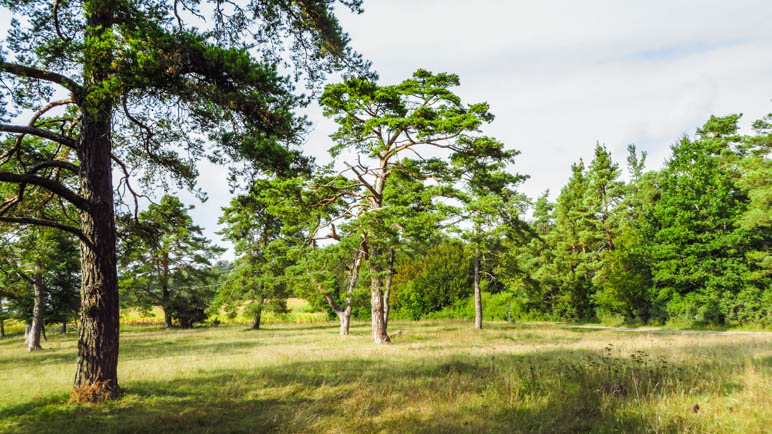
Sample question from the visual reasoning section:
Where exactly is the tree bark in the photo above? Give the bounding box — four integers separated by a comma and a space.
383, 248, 394, 329
369, 159, 390, 344
162, 254, 172, 328
474, 248, 483, 330
61, 321, 67, 334
27, 268, 45, 351
370, 249, 390, 344
340, 246, 365, 336
73, 101, 120, 397
251, 302, 263, 330
0, 300, 5, 337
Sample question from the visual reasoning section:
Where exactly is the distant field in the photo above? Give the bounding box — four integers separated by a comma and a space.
120, 298, 329, 327
1, 321, 770, 433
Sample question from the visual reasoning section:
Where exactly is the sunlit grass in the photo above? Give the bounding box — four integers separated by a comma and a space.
1, 320, 770, 433
120, 298, 329, 327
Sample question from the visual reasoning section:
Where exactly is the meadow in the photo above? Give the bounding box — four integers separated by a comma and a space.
0, 317, 770, 434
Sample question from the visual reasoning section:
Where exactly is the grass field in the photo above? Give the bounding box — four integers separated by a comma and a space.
119, 298, 329, 327
0, 320, 770, 433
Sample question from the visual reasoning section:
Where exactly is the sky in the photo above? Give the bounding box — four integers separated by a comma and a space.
2, 0, 772, 260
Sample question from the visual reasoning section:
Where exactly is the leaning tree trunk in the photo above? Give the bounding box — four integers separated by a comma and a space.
340, 246, 365, 336
322, 292, 351, 336
474, 248, 483, 330
73, 95, 120, 399
27, 268, 45, 351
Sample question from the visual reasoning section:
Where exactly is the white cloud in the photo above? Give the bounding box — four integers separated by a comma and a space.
2, 1, 771, 258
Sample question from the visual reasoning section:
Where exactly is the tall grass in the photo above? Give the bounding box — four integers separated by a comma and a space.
1, 320, 770, 433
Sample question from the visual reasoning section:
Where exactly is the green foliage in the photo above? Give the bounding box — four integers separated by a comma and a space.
500, 114, 771, 327
391, 239, 473, 320
0, 225, 80, 326
648, 115, 759, 324
118, 195, 223, 327
210, 180, 295, 327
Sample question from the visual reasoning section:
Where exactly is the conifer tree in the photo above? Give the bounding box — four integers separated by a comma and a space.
0, 0, 364, 396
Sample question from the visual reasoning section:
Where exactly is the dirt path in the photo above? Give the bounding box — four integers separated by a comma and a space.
520, 322, 772, 337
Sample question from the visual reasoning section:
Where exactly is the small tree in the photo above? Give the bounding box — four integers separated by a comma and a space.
452, 137, 527, 329
316, 70, 509, 343
213, 184, 293, 330
119, 195, 223, 328
0, 225, 80, 350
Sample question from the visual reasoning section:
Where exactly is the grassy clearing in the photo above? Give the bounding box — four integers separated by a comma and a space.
0, 321, 770, 433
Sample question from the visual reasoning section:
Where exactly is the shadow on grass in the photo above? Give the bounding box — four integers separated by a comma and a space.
2, 340, 761, 434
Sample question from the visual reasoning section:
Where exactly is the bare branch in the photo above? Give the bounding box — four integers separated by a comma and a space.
0, 61, 82, 94
345, 162, 378, 198
111, 154, 146, 219
0, 124, 78, 149
52, 0, 73, 42
0, 172, 90, 212
0, 216, 90, 247
29, 160, 79, 175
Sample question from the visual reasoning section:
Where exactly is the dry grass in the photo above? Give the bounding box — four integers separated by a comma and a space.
0, 320, 770, 433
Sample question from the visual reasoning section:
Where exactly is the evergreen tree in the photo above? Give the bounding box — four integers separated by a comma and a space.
649, 115, 753, 324
0, 0, 365, 396
118, 195, 223, 328
213, 182, 295, 330
0, 226, 80, 350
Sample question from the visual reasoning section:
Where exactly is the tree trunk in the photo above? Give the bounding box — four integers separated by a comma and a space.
369, 159, 390, 344
474, 248, 483, 330
61, 321, 67, 334
162, 254, 172, 328
0, 299, 4, 337
370, 251, 390, 344
337, 307, 351, 336
73, 100, 120, 398
383, 248, 394, 329
163, 306, 172, 328
341, 246, 365, 336
27, 269, 45, 351
251, 303, 263, 330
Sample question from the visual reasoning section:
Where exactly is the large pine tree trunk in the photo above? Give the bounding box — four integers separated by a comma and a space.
474, 249, 483, 330
73, 95, 121, 398
27, 269, 45, 351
